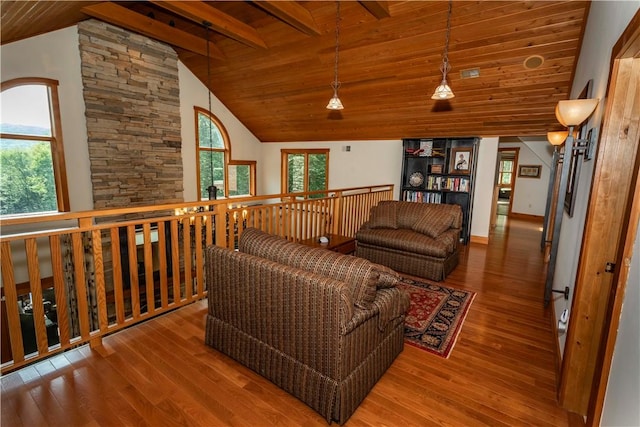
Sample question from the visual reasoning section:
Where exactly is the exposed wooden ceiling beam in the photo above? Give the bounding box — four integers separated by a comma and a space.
81, 2, 225, 59
252, 1, 321, 36
359, 1, 390, 19
150, 1, 267, 49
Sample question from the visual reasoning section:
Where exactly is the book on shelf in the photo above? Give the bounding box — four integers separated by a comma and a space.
403, 190, 442, 203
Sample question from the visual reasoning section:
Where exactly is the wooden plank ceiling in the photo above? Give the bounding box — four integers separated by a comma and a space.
1, 1, 590, 142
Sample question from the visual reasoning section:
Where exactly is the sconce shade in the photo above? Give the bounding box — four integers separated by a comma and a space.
547, 130, 569, 146
556, 98, 599, 127
555, 104, 567, 127
431, 80, 455, 100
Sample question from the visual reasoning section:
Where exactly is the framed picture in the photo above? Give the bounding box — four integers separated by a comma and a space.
449, 147, 472, 175
518, 164, 541, 178
584, 127, 598, 161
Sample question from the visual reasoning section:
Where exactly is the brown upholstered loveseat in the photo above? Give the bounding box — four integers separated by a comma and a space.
205, 228, 410, 424
356, 201, 462, 281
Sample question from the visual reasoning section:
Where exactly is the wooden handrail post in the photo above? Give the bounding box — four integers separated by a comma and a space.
333, 191, 343, 235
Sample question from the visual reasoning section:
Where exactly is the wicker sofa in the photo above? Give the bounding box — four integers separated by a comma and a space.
356, 201, 462, 281
204, 228, 410, 425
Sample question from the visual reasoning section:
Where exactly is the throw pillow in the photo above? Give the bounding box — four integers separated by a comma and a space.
368, 202, 398, 229
412, 211, 453, 238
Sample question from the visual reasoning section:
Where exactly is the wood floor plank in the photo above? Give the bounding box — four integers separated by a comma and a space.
0, 218, 571, 426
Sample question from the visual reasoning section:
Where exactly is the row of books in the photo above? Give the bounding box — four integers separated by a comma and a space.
426, 176, 469, 192
403, 191, 442, 203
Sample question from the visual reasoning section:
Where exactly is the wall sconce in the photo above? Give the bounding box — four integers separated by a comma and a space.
547, 99, 598, 156
547, 130, 569, 146
543, 97, 598, 305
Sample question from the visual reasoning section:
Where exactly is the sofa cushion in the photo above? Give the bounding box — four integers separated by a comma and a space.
239, 228, 379, 309
393, 201, 462, 230
412, 210, 453, 238
356, 228, 449, 258
368, 202, 398, 229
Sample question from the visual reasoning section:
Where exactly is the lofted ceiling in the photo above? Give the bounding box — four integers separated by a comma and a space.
1, 1, 590, 142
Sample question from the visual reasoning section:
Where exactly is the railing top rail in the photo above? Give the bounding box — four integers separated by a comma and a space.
0, 184, 394, 233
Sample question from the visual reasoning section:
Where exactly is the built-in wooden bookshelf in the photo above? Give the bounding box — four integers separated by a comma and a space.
400, 137, 479, 243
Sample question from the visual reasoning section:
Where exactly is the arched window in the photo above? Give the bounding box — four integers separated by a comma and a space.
195, 107, 255, 199
196, 107, 228, 200
0, 78, 69, 215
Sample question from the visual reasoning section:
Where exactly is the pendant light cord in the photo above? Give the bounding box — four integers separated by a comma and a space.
204, 22, 215, 196
442, 0, 452, 77
332, 1, 341, 92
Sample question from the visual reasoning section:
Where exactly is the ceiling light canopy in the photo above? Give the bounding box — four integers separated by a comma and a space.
326, 1, 344, 110
431, 0, 454, 100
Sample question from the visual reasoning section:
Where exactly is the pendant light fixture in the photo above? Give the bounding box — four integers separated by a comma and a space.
431, 0, 455, 100
326, 1, 344, 110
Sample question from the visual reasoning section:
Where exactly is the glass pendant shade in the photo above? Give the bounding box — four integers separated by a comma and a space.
547, 130, 569, 146
556, 99, 599, 126
326, 93, 344, 110
431, 79, 455, 100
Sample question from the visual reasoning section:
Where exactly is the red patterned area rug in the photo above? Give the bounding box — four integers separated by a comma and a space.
398, 277, 476, 359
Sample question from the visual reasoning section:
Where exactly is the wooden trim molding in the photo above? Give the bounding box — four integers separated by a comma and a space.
470, 235, 489, 245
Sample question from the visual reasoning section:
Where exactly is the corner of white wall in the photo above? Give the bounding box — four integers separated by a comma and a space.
177, 61, 262, 200
1, 26, 94, 211
471, 137, 499, 239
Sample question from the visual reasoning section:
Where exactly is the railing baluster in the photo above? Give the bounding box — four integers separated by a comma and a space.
71, 232, 91, 339
157, 221, 168, 309
142, 223, 155, 316
126, 226, 140, 319
109, 228, 125, 324
49, 235, 71, 346
1, 242, 25, 363
91, 229, 108, 334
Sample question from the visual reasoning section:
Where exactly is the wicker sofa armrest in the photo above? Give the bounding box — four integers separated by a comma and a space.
206, 245, 354, 374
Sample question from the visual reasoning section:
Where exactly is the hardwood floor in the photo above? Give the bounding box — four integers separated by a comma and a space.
1, 217, 571, 426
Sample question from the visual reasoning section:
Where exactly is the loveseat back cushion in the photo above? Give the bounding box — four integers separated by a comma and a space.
412, 209, 454, 238
239, 228, 379, 309
392, 201, 462, 230
367, 202, 398, 229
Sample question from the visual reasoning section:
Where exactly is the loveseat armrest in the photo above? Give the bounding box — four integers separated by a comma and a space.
206, 245, 354, 375
342, 287, 410, 334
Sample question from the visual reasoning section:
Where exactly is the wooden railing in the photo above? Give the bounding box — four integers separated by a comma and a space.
0, 184, 393, 373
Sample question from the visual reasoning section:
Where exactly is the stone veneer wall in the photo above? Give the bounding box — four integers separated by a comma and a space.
78, 19, 183, 209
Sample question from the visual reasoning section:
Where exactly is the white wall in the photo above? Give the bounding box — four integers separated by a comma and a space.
1, 26, 93, 211
177, 62, 262, 200
500, 140, 552, 217
554, 1, 640, 424
260, 140, 402, 197
471, 137, 499, 239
